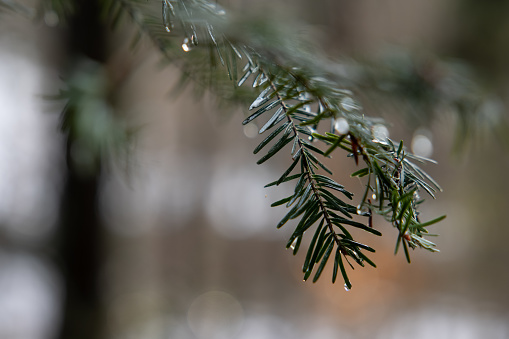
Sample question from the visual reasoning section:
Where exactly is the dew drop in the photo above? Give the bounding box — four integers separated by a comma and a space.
372, 193, 377, 200
191, 34, 198, 46
182, 37, 192, 52
344, 284, 350, 291
357, 204, 369, 216
334, 118, 349, 134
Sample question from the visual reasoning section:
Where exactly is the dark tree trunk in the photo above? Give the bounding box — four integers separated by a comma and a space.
57, 156, 105, 339
56, 1, 108, 338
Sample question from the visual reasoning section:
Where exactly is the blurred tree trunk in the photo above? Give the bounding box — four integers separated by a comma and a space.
57, 156, 105, 339
56, 1, 107, 338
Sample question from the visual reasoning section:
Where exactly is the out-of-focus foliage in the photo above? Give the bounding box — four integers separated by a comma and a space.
345, 49, 509, 152
0, 0, 35, 17
56, 59, 134, 176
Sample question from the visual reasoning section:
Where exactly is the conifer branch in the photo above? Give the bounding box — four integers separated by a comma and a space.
3, 0, 503, 292
264, 71, 373, 285
23, 0, 454, 288
97, 0, 447, 287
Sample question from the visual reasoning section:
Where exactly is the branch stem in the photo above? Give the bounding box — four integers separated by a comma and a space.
266, 72, 343, 247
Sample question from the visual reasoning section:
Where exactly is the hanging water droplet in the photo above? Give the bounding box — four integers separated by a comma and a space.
334, 118, 349, 134
182, 37, 192, 52
357, 204, 369, 215
307, 126, 317, 141
372, 193, 377, 200
344, 284, 350, 291
191, 34, 198, 46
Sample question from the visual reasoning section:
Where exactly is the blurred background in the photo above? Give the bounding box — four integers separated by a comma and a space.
1, 0, 509, 338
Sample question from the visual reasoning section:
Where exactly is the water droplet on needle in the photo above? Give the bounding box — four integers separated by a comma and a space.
182, 37, 192, 52
334, 118, 349, 134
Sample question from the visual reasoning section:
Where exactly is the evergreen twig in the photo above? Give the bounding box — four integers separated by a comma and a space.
104, 0, 446, 287
25, 0, 458, 288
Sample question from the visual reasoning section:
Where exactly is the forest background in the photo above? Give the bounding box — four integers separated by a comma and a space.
0, 0, 509, 338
